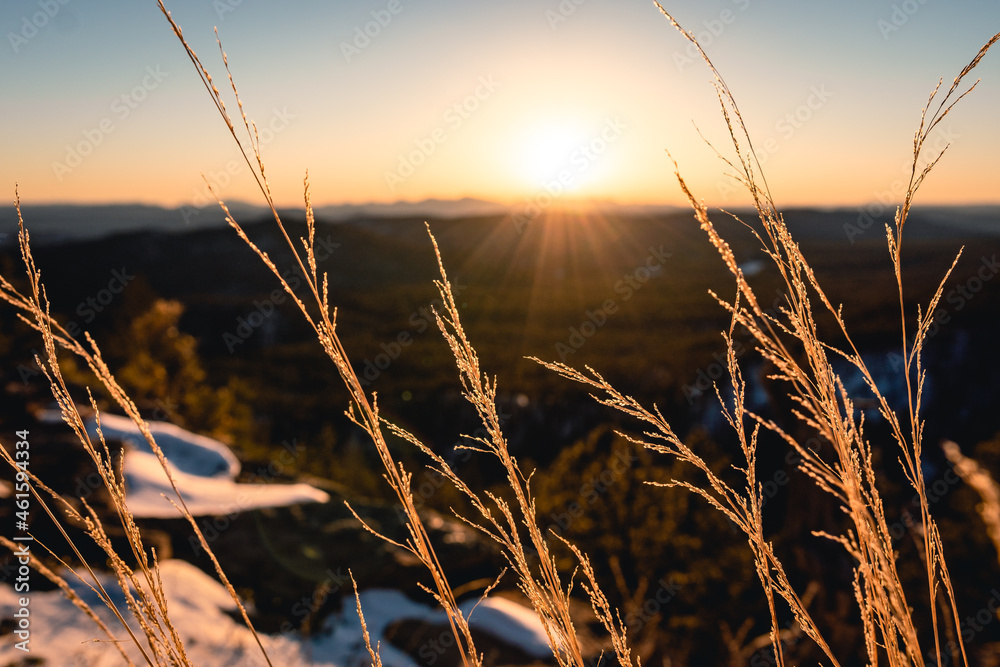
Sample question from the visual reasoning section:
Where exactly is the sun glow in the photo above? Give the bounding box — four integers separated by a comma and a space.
514, 118, 624, 197
520, 123, 588, 186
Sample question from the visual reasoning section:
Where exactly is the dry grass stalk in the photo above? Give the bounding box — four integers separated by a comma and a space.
351, 571, 385, 667
536, 5, 1000, 666
154, 3, 639, 663
379, 230, 637, 667
534, 332, 838, 667
0, 533, 137, 666
3, 2, 996, 665
0, 192, 273, 666
942, 441, 1000, 567
153, 3, 484, 666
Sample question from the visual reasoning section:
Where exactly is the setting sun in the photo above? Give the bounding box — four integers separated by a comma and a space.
518, 120, 590, 189
513, 116, 629, 198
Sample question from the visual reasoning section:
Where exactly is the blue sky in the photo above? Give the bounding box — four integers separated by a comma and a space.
2, 0, 999, 208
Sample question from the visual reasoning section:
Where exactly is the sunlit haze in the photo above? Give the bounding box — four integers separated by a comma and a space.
3, 0, 1000, 210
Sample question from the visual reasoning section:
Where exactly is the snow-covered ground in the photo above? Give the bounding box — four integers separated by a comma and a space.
5, 414, 550, 664
39, 411, 330, 518
0, 559, 551, 666
85, 412, 242, 479
121, 446, 329, 519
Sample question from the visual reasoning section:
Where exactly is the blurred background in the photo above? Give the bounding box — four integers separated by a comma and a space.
2, 1, 1000, 665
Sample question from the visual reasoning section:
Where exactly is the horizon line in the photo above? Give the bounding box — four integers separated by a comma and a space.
7, 198, 1000, 212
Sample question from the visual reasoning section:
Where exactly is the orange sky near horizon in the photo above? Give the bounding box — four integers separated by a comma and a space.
3, 1, 999, 212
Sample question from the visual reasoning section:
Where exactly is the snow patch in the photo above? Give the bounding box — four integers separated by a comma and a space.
0, 562, 552, 667
0, 559, 314, 666
311, 588, 552, 665
124, 448, 329, 518
461, 595, 552, 657
39, 410, 329, 518
87, 412, 240, 478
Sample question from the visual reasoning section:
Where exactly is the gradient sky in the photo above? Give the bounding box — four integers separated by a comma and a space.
2, 0, 999, 210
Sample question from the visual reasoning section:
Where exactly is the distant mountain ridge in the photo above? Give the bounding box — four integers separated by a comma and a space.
0, 199, 996, 244
0, 198, 513, 242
